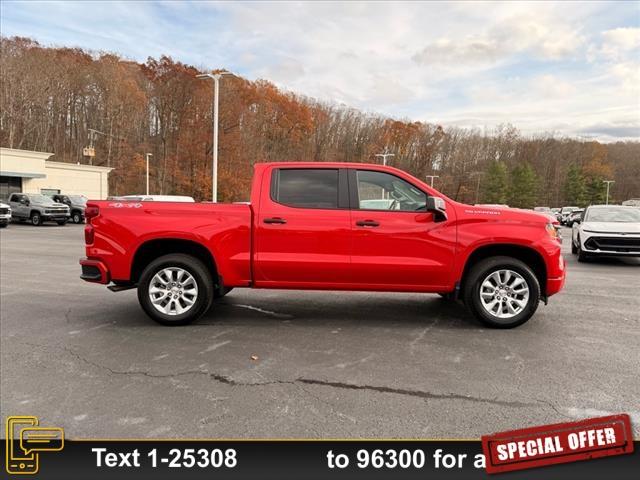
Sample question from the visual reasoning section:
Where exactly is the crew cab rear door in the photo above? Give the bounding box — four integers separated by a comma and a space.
348, 168, 456, 290
253, 167, 352, 286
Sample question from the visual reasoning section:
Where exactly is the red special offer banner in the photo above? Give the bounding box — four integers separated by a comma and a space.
482, 414, 634, 474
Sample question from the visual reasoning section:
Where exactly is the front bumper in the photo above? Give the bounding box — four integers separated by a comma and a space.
80, 258, 110, 284
581, 233, 640, 257
0, 215, 10, 224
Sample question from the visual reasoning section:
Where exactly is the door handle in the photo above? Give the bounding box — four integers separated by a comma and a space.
264, 217, 287, 224
355, 220, 380, 227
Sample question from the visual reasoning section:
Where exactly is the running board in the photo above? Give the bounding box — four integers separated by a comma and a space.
108, 284, 136, 292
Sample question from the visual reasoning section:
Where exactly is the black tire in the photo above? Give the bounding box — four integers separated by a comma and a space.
0, 223, 7, 228
463, 256, 540, 329
56, 219, 68, 226
214, 286, 233, 299
571, 239, 578, 254
30, 212, 42, 226
577, 239, 589, 263
137, 254, 214, 326
72, 211, 83, 224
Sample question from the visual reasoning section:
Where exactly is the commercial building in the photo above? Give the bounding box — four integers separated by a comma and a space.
0, 147, 113, 200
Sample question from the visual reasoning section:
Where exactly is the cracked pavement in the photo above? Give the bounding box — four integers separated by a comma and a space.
1, 224, 639, 439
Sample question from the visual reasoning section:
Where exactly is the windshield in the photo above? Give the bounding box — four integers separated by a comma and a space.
28, 194, 57, 205
585, 207, 640, 223
69, 195, 88, 204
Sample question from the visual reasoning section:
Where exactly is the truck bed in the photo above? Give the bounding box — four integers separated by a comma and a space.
85, 200, 252, 286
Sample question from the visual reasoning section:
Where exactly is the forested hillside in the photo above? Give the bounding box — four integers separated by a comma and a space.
1, 37, 638, 205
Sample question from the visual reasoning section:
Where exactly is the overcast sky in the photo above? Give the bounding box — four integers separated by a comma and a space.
2, 0, 639, 141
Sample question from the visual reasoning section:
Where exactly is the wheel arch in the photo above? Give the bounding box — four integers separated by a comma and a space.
130, 238, 219, 286
459, 244, 547, 298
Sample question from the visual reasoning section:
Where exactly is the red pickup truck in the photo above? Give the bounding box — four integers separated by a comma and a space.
80, 163, 565, 328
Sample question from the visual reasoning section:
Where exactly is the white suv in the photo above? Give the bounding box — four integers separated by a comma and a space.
572, 205, 640, 262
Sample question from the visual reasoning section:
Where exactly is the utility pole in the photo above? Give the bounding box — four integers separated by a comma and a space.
146, 153, 153, 195
425, 175, 439, 188
603, 180, 615, 205
375, 151, 395, 166
196, 71, 234, 202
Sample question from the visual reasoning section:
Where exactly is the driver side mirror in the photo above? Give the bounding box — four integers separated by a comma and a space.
426, 196, 447, 222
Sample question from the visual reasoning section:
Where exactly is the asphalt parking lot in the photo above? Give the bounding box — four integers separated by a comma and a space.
1, 223, 639, 439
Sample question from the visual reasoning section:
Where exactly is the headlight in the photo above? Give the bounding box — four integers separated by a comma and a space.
546, 223, 561, 241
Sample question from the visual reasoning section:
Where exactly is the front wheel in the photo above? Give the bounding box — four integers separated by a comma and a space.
463, 256, 540, 328
72, 212, 83, 224
137, 254, 214, 325
30, 213, 42, 226
577, 240, 589, 263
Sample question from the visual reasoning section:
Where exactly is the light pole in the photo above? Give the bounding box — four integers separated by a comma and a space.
375, 151, 395, 166
425, 175, 439, 188
197, 71, 233, 202
603, 180, 615, 205
145, 153, 153, 195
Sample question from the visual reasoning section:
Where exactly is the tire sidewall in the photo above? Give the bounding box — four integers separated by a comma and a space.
465, 258, 540, 328
73, 212, 82, 223
138, 254, 214, 326
31, 213, 41, 226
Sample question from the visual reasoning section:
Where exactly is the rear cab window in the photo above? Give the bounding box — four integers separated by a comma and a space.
271, 168, 341, 209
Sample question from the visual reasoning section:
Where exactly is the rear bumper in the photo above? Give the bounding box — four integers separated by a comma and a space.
80, 258, 110, 284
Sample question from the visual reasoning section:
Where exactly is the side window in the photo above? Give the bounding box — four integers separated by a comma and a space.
273, 169, 339, 209
356, 170, 427, 212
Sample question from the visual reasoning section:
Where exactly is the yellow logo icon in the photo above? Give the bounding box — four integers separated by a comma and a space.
6, 416, 64, 475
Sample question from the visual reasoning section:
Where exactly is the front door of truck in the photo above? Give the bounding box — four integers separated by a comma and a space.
9, 194, 27, 219
348, 169, 456, 291
254, 167, 352, 286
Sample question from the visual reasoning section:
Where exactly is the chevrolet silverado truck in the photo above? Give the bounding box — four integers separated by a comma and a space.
80, 163, 565, 328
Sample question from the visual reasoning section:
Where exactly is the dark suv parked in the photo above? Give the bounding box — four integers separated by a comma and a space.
52, 194, 87, 224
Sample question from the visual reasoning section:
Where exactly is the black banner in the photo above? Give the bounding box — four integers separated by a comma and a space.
2, 440, 638, 479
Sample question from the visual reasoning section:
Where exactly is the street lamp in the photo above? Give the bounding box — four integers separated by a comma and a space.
603, 180, 615, 205
375, 151, 395, 166
425, 175, 439, 188
196, 71, 234, 202
145, 153, 153, 195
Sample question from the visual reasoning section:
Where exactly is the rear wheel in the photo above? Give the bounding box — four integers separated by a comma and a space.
463, 256, 540, 328
137, 254, 214, 325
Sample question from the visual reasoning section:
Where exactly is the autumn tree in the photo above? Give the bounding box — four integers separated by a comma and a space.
1, 36, 638, 205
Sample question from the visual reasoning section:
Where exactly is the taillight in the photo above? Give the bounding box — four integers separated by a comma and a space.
85, 205, 99, 222
84, 225, 94, 245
